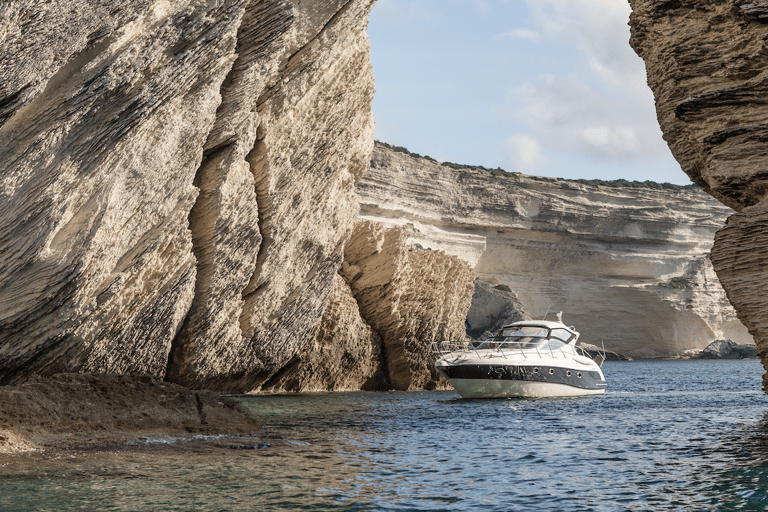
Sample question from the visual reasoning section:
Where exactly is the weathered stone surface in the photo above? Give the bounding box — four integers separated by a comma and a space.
695, 339, 758, 360
466, 280, 530, 339
341, 221, 474, 390
232, 0, 376, 392
629, 0, 768, 212
0, 0, 249, 384
358, 143, 752, 358
0, 0, 376, 392
259, 273, 387, 392
0, 373, 260, 453
628, 0, 768, 386
167, 0, 377, 392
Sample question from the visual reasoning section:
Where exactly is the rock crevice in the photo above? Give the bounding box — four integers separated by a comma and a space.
0, 0, 377, 393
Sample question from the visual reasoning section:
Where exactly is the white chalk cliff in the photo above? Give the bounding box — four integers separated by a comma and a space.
0, 0, 377, 391
358, 143, 752, 358
0, 1, 478, 393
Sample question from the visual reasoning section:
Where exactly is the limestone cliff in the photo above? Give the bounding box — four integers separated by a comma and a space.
259, 273, 387, 392
339, 221, 474, 390
0, 0, 375, 392
628, 0, 768, 387
258, 221, 474, 392
358, 143, 752, 358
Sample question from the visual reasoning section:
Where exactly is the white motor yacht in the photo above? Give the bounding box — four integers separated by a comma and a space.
432, 315, 606, 399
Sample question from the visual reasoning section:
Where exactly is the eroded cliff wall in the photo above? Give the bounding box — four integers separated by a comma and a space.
0, 0, 375, 392
629, 0, 768, 386
358, 143, 751, 358
340, 221, 474, 390
258, 220, 475, 392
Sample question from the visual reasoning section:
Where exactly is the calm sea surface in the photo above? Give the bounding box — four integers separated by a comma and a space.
3, 360, 768, 511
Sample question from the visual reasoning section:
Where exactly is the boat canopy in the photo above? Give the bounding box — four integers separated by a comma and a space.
500, 323, 577, 344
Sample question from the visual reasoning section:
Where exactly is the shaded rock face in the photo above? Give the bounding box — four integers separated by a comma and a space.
695, 339, 758, 360
0, 373, 261, 453
259, 274, 388, 392
466, 280, 530, 340
358, 143, 752, 358
339, 221, 474, 391
0, 0, 375, 391
628, 1, 768, 386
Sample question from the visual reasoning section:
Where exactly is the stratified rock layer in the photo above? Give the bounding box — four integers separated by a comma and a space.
341, 221, 474, 390
0, 0, 246, 383
168, 0, 376, 391
358, 143, 752, 358
629, 0, 768, 387
0, 0, 375, 392
259, 273, 387, 392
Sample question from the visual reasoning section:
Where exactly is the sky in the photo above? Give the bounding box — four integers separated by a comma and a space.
367, 0, 691, 185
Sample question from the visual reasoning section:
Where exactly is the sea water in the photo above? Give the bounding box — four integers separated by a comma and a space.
2, 360, 768, 511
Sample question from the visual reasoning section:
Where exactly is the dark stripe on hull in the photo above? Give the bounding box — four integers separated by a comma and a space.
438, 364, 606, 391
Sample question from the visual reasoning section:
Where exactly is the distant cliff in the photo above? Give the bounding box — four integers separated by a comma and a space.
629, 0, 768, 388
358, 142, 752, 358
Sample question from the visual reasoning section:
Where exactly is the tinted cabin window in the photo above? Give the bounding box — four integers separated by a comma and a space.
550, 328, 574, 343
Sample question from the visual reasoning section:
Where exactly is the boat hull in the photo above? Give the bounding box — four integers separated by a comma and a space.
443, 377, 606, 399
436, 363, 606, 399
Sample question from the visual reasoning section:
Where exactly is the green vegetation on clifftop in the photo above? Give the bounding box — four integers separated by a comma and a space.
374, 141, 699, 191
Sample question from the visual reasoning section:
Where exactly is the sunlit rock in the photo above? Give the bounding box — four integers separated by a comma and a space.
341, 221, 474, 390
0, 0, 376, 392
358, 143, 752, 358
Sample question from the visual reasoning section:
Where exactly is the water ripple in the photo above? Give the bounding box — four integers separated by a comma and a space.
1, 361, 768, 511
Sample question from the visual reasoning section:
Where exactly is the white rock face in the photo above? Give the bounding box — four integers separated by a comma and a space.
0, 0, 376, 391
358, 143, 753, 358
341, 221, 474, 390
0, 0, 247, 382
259, 273, 387, 393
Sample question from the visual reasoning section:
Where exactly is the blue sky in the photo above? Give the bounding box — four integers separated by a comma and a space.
367, 0, 691, 185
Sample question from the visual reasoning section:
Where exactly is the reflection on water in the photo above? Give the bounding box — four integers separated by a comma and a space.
2, 360, 768, 511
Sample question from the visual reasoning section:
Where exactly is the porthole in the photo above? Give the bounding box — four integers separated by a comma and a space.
533, 368, 539, 374
566, 371, 572, 377
577, 373, 582, 378
549, 368, 554, 375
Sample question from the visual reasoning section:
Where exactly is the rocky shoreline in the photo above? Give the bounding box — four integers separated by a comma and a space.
0, 374, 260, 454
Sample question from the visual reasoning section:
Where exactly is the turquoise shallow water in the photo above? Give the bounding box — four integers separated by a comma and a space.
2, 360, 768, 511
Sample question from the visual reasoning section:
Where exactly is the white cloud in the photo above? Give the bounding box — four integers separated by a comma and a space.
508, 75, 664, 162
495, 28, 541, 41
501, 0, 669, 165
506, 134, 547, 172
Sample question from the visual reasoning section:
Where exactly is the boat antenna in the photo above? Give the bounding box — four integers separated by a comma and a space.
542, 306, 550, 321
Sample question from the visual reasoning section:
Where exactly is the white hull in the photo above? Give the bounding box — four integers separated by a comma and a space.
432, 317, 607, 399
446, 378, 606, 399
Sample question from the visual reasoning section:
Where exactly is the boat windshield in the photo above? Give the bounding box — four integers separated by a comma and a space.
550, 328, 575, 343
474, 325, 576, 350
539, 339, 566, 352
502, 326, 548, 338
496, 326, 548, 349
